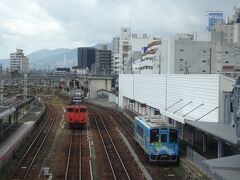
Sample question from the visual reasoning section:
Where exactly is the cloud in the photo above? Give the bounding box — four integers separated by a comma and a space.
0, 0, 237, 58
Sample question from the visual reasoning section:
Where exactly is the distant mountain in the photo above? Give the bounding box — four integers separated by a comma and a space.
27, 48, 77, 69
0, 43, 113, 70
0, 59, 9, 69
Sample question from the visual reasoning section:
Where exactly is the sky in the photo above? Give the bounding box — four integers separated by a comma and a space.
0, 0, 238, 59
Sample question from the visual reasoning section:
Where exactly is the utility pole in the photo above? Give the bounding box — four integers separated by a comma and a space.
23, 73, 28, 99
0, 80, 3, 106
159, 54, 161, 74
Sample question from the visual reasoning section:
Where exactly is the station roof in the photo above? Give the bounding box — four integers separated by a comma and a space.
185, 120, 238, 144
203, 154, 240, 180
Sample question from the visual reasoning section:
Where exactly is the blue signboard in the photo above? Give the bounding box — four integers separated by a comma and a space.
206, 11, 223, 32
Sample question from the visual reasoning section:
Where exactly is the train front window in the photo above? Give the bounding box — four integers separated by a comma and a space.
150, 129, 159, 143
67, 108, 74, 112
170, 129, 178, 144
75, 109, 79, 113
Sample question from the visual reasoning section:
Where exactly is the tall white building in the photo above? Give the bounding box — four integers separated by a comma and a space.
10, 49, 29, 73
133, 40, 161, 74
112, 27, 155, 74
111, 36, 120, 74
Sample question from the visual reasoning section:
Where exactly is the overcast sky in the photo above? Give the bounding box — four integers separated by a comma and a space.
0, 0, 237, 58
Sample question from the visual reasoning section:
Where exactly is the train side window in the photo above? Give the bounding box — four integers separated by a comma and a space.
161, 134, 167, 143
67, 108, 74, 112
150, 129, 159, 143
136, 124, 144, 137
80, 109, 86, 112
169, 129, 178, 144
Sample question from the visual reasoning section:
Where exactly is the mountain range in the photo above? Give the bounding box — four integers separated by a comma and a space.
0, 48, 77, 70
0, 43, 112, 70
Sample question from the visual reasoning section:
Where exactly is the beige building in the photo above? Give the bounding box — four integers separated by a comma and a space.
213, 24, 234, 43
10, 49, 29, 73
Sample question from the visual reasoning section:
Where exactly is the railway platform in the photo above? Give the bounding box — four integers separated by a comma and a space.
0, 101, 45, 167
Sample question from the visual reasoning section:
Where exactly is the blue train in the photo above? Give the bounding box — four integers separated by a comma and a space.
133, 116, 179, 162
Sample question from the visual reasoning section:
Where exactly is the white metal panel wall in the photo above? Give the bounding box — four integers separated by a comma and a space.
119, 74, 222, 123
166, 75, 219, 122
119, 75, 133, 107
134, 74, 166, 111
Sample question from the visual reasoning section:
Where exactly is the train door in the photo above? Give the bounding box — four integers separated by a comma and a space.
160, 128, 168, 150
74, 108, 79, 120
149, 129, 159, 160
150, 129, 159, 150
169, 129, 178, 144
169, 129, 179, 156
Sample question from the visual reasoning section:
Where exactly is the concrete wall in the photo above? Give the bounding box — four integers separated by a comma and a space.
219, 76, 235, 123
89, 79, 112, 98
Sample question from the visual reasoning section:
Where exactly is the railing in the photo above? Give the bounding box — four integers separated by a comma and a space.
186, 146, 220, 180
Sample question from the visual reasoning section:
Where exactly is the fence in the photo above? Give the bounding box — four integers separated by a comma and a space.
186, 146, 220, 180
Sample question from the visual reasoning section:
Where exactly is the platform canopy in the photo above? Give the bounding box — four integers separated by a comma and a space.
185, 120, 238, 144
203, 154, 240, 180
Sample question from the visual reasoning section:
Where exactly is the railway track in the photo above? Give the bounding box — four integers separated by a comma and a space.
89, 103, 181, 179
10, 101, 57, 180
65, 130, 82, 180
88, 106, 131, 180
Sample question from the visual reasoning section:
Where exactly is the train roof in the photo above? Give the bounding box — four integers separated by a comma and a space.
135, 115, 176, 129
67, 104, 87, 108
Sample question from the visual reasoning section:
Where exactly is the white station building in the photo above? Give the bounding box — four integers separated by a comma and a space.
119, 74, 240, 179
118, 74, 240, 179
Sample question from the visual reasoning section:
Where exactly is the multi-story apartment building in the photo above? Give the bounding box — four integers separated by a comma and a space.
10, 49, 29, 73
133, 40, 161, 74
111, 36, 120, 74
213, 7, 240, 43
77, 47, 95, 70
133, 31, 240, 77
94, 49, 111, 75
77, 47, 111, 75
112, 27, 155, 74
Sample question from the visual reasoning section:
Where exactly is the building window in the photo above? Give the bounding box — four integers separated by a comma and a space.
225, 51, 229, 54
180, 49, 184, 52
180, 69, 184, 71
202, 60, 206, 63
124, 29, 127, 32
203, 50, 207, 53
202, 70, 206, 72
225, 61, 229, 64
180, 59, 184, 61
